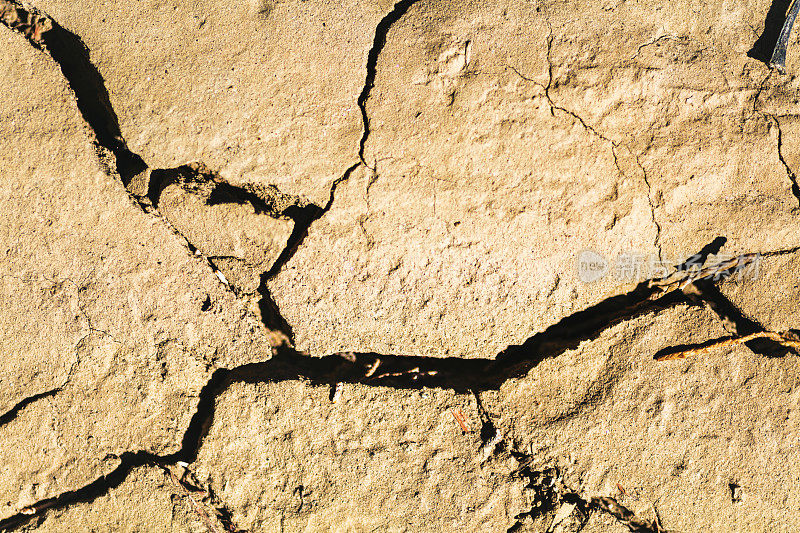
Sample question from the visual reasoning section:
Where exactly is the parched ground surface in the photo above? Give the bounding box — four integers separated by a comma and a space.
2, 0, 800, 531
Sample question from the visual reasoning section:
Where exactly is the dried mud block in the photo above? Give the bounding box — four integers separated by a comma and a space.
0, 33, 274, 521
36, 0, 392, 204
157, 181, 294, 294
193, 380, 528, 531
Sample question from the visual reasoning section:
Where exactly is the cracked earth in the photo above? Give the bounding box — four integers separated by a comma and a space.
3, 0, 800, 531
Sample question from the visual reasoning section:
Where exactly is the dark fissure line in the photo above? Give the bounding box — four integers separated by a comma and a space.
4, 0, 354, 294
0, 388, 60, 427
2, 238, 776, 530
38, 17, 147, 184
1, 3, 791, 531
263, 161, 360, 281
0, 271, 698, 530
689, 280, 792, 356
2, 0, 147, 183
775, 119, 800, 206
356, 0, 421, 164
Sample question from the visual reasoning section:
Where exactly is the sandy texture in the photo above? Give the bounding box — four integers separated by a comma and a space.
3, 0, 800, 531
36, 0, 389, 205
0, 28, 275, 523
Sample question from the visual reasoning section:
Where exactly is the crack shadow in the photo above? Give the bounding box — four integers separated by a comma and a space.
675, 236, 727, 270
144, 162, 363, 344
263, 162, 360, 280
39, 17, 146, 183
749, 0, 794, 65
0, 275, 691, 530
357, 0, 421, 163
206, 183, 294, 216
687, 279, 792, 357
0, 388, 60, 428
1, 0, 144, 182
146, 163, 325, 342
1, 242, 795, 530
4, 1, 797, 529
257, 284, 295, 343
653, 333, 796, 360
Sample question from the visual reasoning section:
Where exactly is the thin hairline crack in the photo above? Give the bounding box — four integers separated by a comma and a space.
751, 70, 800, 208
2, 1, 800, 530
507, 30, 664, 261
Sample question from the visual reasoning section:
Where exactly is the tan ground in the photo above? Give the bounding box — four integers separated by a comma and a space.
2, 0, 800, 531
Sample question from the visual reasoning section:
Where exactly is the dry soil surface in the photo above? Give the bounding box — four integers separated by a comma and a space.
2, 0, 800, 531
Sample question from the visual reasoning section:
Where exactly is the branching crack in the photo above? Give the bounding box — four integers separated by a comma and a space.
0, 0, 347, 346
1, 245, 792, 530
4, 1, 800, 530
356, 0, 421, 166
473, 394, 664, 532
509, 33, 663, 259
263, 161, 360, 281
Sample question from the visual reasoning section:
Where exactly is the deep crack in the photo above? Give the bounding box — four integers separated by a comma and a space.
0, 0, 147, 184
356, 0, 421, 165
263, 161, 360, 281
1, 246, 791, 530
4, 1, 800, 530
0, 389, 60, 428
1, 0, 341, 349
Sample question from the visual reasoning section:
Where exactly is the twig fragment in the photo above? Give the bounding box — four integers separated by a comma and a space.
451, 408, 471, 433
655, 330, 800, 361
0, 0, 51, 45
649, 253, 761, 294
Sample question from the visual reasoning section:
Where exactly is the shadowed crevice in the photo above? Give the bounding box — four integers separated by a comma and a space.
0, 264, 697, 530
1, 0, 147, 183
38, 19, 146, 183
356, 0, 421, 164
1, 242, 795, 531
749, 0, 794, 65
264, 162, 360, 280
3, 3, 799, 530
0, 450, 162, 530
675, 236, 727, 270
0, 388, 60, 427
257, 285, 295, 342
688, 279, 792, 356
